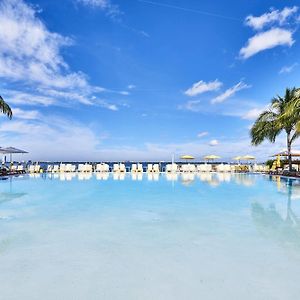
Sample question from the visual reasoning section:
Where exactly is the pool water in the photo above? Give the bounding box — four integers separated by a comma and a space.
0, 173, 300, 300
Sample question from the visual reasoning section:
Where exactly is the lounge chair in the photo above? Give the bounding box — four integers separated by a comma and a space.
34, 165, 41, 173
46, 165, 53, 173
216, 164, 225, 172
166, 163, 177, 173
95, 164, 102, 172
131, 164, 137, 172
78, 164, 85, 172
113, 163, 120, 172
137, 163, 143, 173
28, 165, 35, 173
119, 163, 126, 173
60, 164, 66, 172
52, 165, 59, 173
153, 164, 160, 173
147, 164, 153, 173
17, 165, 25, 174
188, 164, 196, 172
85, 164, 93, 172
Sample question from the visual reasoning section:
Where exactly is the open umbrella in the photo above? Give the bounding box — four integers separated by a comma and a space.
180, 155, 195, 160
242, 155, 255, 164
233, 156, 242, 163
180, 155, 195, 163
1, 147, 28, 162
204, 155, 221, 162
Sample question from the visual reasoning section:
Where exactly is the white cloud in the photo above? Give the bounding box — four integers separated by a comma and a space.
11, 108, 41, 120
241, 108, 265, 121
211, 81, 250, 104
77, 0, 120, 18
209, 139, 219, 146
0, 0, 119, 111
240, 28, 294, 59
197, 131, 208, 138
128, 84, 136, 89
279, 63, 298, 74
245, 7, 299, 31
184, 80, 222, 97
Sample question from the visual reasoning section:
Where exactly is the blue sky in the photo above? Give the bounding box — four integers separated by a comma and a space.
0, 0, 300, 161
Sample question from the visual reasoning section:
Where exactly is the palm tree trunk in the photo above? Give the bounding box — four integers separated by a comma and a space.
287, 133, 292, 172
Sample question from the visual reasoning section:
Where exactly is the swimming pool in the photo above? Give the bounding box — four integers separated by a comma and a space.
0, 173, 300, 299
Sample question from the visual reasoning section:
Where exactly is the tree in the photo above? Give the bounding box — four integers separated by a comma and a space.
0, 95, 12, 119
250, 88, 300, 172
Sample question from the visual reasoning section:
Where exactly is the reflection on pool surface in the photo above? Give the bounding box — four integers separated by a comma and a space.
1, 173, 300, 299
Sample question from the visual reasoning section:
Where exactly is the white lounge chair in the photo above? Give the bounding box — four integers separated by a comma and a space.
46, 165, 53, 173
52, 165, 59, 173
60, 164, 66, 172
78, 164, 85, 172
147, 164, 153, 173
119, 163, 126, 173
153, 164, 160, 173
85, 164, 93, 172
28, 165, 35, 173
96, 164, 102, 172
17, 165, 24, 173
131, 164, 137, 172
166, 163, 177, 173
216, 164, 225, 172
34, 165, 41, 173
137, 163, 143, 173
113, 163, 120, 172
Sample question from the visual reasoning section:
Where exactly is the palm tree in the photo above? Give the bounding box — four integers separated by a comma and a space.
250, 87, 300, 172
0, 95, 12, 119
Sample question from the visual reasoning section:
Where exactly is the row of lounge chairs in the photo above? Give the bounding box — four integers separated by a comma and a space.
2, 162, 270, 175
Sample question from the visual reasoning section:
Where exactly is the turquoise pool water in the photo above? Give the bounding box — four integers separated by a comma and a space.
1, 173, 300, 299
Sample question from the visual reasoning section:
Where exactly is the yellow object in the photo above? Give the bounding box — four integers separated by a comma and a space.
242, 155, 255, 160
204, 155, 221, 160
180, 155, 195, 160
276, 155, 281, 168
233, 156, 242, 161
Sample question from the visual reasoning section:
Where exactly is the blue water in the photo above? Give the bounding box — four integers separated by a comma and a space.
0, 173, 300, 299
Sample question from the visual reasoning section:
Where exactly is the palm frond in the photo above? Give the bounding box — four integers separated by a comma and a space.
0, 95, 12, 119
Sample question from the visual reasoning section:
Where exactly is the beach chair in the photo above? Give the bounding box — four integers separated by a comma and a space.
119, 163, 126, 173
181, 164, 189, 173
137, 163, 143, 173
166, 163, 177, 173
52, 165, 59, 173
153, 164, 160, 173
113, 163, 120, 172
147, 164, 153, 173
17, 165, 24, 173
46, 165, 52, 173
131, 164, 137, 172
65, 164, 72, 172
96, 164, 102, 172
78, 164, 85, 172
85, 164, 93, 172
28, 165, 35, 173
34, 165, 41, 173
60, 164, 66, 172
216, 164, 225, 172
188, 164, 196, 172
223, 164, 231, 172
102, 163, 109, 172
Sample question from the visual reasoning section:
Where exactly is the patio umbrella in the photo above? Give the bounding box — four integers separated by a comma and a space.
180, 155, 195, 163
1, 147, 28, 162
180, 155, 195, 160
272, 150, 300, 157
204, 155, 221, 162
233, 156, 242, 163
242, 155, 255, 164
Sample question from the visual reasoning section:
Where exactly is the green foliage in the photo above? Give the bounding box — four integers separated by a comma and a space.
265, 159, 275, 168
0, 95, 12, 119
